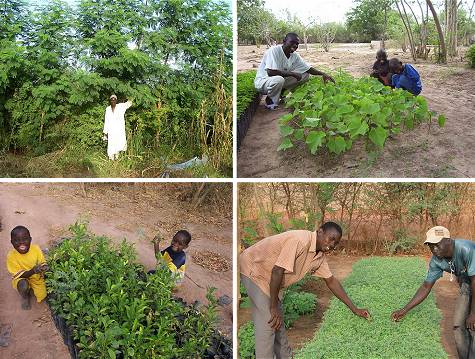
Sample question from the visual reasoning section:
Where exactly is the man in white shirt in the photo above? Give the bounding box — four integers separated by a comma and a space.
103, 94, 133, 160
254, 32, 335, 109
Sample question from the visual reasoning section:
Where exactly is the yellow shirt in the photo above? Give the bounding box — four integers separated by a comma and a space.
6, 244, 47, 302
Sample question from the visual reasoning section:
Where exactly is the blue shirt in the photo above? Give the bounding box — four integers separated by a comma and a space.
392, 64, 422, 95
426, 239, 475, 284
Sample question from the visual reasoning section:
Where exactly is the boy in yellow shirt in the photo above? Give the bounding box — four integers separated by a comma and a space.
150, 230, 191, 284
6, 226, 48, 309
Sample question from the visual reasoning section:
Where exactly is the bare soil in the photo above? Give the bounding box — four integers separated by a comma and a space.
238, 254, 458, 357
237, 43, 475, 178
0, 183, 232, 359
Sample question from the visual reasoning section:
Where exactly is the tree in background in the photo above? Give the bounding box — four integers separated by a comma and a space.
0, 0, 232, 177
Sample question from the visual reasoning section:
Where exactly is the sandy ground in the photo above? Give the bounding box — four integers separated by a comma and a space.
0, 183, 232, 358
237, 43, 475, 178
238, 254, 458, 358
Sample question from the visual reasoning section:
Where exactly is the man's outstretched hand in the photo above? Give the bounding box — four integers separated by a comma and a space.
353, 308, 371, 320
322, 74, 336, 84
391, 309, 407, 321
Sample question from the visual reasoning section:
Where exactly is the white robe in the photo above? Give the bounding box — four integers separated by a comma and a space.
103, 101, 132, 159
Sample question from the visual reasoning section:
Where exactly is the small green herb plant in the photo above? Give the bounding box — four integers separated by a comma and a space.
46, 222, 218, 359
297, 257, 447, 359
237, 70, 259, 119
278, 71, 446, 155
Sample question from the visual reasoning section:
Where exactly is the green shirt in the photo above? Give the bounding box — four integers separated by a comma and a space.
426, 239, 475, 284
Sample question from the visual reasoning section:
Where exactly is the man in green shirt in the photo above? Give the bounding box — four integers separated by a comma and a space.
391, 226, 475, 359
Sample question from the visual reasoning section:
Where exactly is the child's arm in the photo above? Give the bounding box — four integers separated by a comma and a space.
151, 232, 164, 256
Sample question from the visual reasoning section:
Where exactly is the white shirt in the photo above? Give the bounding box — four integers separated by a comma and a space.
254, 45, 311, 89
103, 100, 132, 158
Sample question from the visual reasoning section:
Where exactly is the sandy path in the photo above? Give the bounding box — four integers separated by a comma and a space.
237, 43, 475, 178
0, 183, 232, 358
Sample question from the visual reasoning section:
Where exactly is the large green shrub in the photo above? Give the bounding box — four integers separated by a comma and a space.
297, 257, 447, 359
46, 222, 218, 358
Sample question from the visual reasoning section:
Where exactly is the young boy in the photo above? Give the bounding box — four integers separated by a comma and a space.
370, 49, 392, 86
389, 58, 422, 95
6, 226, 48, 310
150, 230, 191, 284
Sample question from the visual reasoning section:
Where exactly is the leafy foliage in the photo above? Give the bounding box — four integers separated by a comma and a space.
297, 257, 447, 359
0, 0, 232, 177
278, 71, 445, 155
46, 222, 219, 358
238, 321, 256, 359
237, 70, 258, 119
385, 228, 419, 254
467, 45, 475, 68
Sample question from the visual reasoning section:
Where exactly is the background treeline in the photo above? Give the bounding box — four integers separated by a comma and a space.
0, 0, 232, 177
238, 183, 475, 254
238, 0, 475, 62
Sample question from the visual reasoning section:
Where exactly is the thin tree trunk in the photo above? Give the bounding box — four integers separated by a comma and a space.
447, 0, 458, 57
396, 0, 417, 61
427, 0, 447, 63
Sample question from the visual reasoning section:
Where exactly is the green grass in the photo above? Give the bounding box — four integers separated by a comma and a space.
237, 70, 258, 119
297, 257, 447, 359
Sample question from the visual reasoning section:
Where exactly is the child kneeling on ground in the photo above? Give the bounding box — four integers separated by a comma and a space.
389, 58, 422, 95
149, 230, 191, 285
6, 226, 48, 310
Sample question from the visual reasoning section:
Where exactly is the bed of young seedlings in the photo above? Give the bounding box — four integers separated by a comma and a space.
46, 223, 228, 359
297, 257, 447, 359
278, 71, 446, 155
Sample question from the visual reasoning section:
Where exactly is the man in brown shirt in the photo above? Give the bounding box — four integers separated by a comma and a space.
240, 221, 370, 358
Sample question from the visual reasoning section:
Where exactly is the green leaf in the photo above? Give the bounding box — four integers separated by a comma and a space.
278, 113, 294, 125
305, 131, 326, 154
437, 114, 446, 127
348, 117, 369, 138
302, 117, 321, 128
277, 138, 294, 151
108, 349, 116, 359
368, 126, 388, 148
280, 125, 294, 137
294, 128, 305, 141
336, 103, 354, 115
326, 136, 347, 154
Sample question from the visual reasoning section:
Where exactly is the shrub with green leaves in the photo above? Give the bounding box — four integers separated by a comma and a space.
467, 45, 475, 68
297, 257, 447, 359
46, 222, 219, 358
237, 70, 258, 119
278, 71, 446, 155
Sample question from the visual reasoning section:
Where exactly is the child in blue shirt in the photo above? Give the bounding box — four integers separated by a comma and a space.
389, 58, 422, 95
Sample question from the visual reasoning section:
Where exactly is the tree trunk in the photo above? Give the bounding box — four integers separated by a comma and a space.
396, 0, 417, 61
447, 0, 458, 57
426, 0, 447, 63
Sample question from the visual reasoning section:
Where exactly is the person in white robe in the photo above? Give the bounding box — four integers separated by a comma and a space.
254, 32, 335, 110
103, 94, 133, 160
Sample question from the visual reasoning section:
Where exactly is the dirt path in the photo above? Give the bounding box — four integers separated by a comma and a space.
237, 43, 475, 178
238, 254, 458, 357
0, 183, 232, 358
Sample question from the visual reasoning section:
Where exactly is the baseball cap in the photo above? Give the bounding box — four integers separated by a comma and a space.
425, 226, 450, 244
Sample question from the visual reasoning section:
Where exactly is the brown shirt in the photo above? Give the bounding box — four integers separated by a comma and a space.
239, 230, 333, 297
